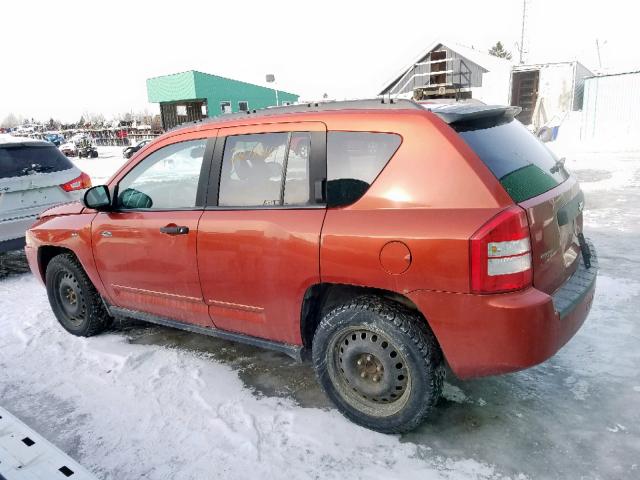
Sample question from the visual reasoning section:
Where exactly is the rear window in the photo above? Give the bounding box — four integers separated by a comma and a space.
454, 117, 569, 202
327, 132, 401, 207
0, 144, 74, 179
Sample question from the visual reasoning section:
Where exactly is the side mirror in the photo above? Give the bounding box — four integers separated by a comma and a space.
83, 185, 111, 211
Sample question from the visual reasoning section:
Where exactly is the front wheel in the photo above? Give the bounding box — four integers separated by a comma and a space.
312, 296, 444, 433
45, 253, 112, 336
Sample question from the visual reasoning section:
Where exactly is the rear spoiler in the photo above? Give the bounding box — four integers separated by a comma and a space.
422, 104, 522, 124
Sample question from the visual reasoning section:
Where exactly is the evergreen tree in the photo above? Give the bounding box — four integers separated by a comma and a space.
489, 41, 512, 60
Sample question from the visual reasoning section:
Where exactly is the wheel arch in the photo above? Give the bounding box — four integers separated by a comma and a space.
37, 245, 76, 282
300, 283, 435, 350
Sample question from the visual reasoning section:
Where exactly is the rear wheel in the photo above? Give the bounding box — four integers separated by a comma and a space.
45, 253, 112, 336
312, 296, 444, 433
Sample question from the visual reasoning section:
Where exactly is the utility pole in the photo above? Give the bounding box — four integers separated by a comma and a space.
266, 74, 279, 106
519, 0, 529, 64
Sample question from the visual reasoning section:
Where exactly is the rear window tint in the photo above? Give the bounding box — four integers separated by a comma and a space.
327, 132, 401, 207
454, 117, 569, 202
0, 144, 74, 179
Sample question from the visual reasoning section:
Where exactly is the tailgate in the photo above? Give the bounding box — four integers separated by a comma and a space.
519, 177, 584, 294
0, 169, 78, 221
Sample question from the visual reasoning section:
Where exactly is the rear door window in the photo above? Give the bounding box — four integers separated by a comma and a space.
218, 132, 313, 207
327, 132, 401, 207
0, 144, 74, 179
454, 117, 569, 202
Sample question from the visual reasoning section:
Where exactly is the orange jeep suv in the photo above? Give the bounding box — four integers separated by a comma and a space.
25, 100, 597, 433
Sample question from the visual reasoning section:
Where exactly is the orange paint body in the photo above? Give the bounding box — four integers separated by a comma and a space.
26, 107, 596, 378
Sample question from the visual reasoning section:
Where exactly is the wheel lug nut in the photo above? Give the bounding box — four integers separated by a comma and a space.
366, 355, 372, 362
357, 359, 363, 366
360, 372, 367, 378
372, 375, 379, 382
376, 365, 382, 372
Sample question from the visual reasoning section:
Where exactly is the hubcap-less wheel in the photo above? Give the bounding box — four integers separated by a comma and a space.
329, 327, 411, 417
54, 271, 86, 327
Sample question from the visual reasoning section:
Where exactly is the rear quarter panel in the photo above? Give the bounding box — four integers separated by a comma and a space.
320, 111, 512, 294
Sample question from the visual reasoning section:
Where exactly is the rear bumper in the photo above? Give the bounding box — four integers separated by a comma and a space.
408, 241, 598, 379
0, 214, 38, 245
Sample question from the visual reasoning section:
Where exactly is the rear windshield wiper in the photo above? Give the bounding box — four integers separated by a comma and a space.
549, 157, 566, 174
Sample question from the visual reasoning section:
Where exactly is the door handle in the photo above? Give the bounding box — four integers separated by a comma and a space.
160, 225, 189, 235
100, 231, 112, 237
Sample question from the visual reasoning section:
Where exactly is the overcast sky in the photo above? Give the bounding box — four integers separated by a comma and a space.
1, 0, 636, 123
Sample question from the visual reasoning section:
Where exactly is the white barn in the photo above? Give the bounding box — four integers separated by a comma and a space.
378, 41, 513, 105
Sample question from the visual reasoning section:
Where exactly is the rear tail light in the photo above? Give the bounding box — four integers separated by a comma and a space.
470, 206, 532, 294
60, 172, 92, 192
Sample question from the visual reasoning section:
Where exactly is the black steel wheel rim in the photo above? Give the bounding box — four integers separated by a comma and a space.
54, 270, 86, 327
329, 326, 411, 417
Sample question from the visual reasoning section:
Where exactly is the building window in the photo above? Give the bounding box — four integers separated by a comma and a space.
281, 101, 292, 106
238, 101, 249, 112
220, 101, 232, 114
176, 105, 187, 116
201, 104, 207, 116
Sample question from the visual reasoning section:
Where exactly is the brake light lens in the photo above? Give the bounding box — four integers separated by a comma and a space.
470, 206, 532, 294
60, 172, 92, 192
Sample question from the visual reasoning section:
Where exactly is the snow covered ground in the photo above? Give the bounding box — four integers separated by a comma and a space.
1, 143, 639, 479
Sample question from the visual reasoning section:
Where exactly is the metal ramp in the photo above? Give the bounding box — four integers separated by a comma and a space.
0, 407, 97, 480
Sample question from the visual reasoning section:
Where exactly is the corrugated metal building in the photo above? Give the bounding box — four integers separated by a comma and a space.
147, 70, 299, 130
581, 71, 640, 140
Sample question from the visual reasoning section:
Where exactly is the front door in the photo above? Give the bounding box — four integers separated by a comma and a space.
92, 136, 214, 326
197, 122, 327, 344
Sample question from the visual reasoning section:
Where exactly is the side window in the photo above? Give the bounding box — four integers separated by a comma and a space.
238, 101, 249, 112
327, 132, 401, 207
117, 139, 206, 210
218, 132, 312, 207
284, 132, 311, 205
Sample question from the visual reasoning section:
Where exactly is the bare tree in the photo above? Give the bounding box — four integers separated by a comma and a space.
1, 113, 22, 128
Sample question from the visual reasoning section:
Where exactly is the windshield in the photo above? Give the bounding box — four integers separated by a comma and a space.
0, 144, 74, 178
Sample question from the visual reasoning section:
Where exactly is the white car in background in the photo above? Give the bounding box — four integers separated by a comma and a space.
0, 135, 91, 253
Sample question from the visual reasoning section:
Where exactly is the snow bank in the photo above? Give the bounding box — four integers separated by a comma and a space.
0, 275, 502, 480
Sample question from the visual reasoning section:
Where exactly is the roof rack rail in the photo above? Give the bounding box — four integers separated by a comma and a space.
169, 98, 423, 131
168, 99, 520, 131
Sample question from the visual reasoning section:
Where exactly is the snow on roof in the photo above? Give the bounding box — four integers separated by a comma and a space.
379, 40, 513, 95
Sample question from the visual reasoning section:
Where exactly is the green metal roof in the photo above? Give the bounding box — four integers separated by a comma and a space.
146, 70, 299, 110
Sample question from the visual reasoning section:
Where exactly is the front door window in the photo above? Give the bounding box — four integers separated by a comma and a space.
117, 139, 206, 209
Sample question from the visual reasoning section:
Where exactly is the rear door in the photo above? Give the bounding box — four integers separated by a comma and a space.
197, 122, 327, 345
454, 116, 581, 294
